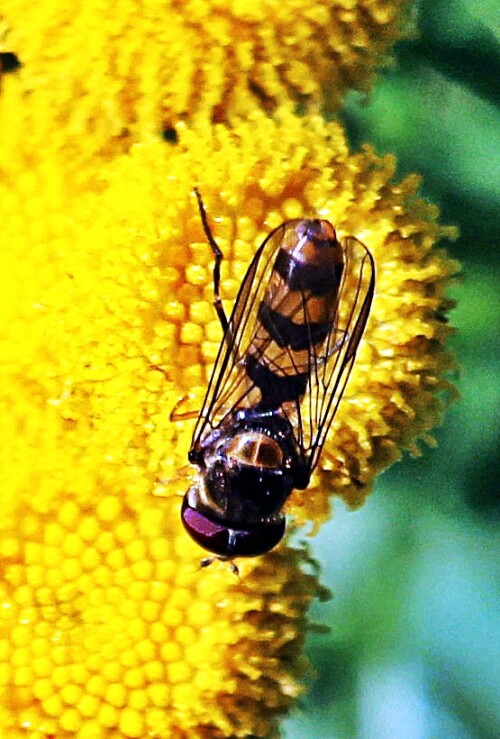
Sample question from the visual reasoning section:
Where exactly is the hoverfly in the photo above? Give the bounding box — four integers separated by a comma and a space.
180, 189, 375, 564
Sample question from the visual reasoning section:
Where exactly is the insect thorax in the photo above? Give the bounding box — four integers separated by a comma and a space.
192, 416, 299, 525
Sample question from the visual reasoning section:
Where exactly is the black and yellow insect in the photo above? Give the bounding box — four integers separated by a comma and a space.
181, 190, 375, 562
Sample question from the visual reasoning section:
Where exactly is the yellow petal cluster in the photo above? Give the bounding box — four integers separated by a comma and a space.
0, 0, 409, 179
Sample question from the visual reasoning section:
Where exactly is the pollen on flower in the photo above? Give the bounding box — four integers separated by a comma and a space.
0, 0, 409, 180
180, 322, 204, 346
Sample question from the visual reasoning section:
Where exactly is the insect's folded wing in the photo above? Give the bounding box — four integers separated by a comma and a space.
299, 236, 375, 476
191, 223, 293, 445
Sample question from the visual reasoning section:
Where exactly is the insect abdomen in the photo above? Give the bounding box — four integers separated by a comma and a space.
245, 219, 344, 410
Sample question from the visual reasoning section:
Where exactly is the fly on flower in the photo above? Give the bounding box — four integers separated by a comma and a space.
180, 189, 375, 564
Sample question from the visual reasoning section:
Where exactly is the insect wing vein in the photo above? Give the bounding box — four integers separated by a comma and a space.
191, 223, 289, 446
302, 236, 375, 475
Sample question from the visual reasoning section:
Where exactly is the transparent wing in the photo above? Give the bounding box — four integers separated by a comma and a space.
295, 236, 375, 479
191, 220, 299, 446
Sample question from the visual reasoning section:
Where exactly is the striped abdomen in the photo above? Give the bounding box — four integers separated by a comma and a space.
245, 219, 344, 410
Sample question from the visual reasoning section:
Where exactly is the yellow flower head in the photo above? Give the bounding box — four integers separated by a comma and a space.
1, 107, 458, 735
0, 0, 409, 177
1, 523, 320, 737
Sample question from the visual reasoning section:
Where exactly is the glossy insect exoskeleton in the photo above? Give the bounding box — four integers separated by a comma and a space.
180, 190, 375, 563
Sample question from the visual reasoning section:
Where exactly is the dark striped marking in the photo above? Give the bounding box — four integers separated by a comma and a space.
257, 302, 329, 351
274, 248, 343, 296
245, 354, 308, 410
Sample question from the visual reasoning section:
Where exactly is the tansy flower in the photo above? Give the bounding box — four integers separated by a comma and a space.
1, 108, 458, 736
0, 0, 410, 181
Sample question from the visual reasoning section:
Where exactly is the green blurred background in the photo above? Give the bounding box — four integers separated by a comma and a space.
285, 1, 499, 737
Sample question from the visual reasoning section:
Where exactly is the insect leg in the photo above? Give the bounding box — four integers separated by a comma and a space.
200, 556, 240, 577
169, 394, 200, 422
193, 188, 229, 335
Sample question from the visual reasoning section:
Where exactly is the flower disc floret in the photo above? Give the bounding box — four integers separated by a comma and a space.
0, 0, 409, 179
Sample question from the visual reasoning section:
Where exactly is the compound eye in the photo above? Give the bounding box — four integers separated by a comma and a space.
181, 495, 286, 558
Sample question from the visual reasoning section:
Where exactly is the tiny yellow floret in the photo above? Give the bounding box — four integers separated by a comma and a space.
97, 496, 123, 523
119, 707, 144, 738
